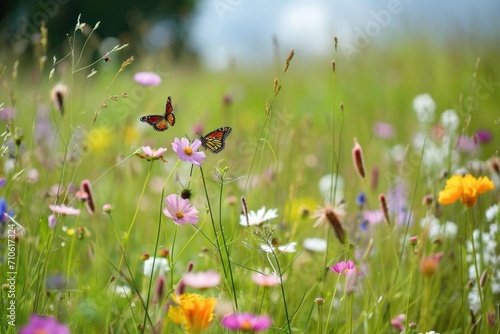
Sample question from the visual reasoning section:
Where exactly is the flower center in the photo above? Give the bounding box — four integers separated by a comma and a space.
175, 211, 184, 219
184, 147, 193, 156
240, 320, 253, 330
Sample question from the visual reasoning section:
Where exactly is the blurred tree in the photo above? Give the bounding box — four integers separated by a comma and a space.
0, 0, 199, 61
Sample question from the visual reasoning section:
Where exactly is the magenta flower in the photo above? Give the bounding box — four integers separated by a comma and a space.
172, 138, 206, 167
49, 204, 80, 216
183, 270, 221, 289
163, 194, 199, 225
135, 146, 168, 162
134, 71, 161, 86
331, 260, 361, 277
221, 313, 272, 332
20, 315, 69, 334
474, 129, 492, 144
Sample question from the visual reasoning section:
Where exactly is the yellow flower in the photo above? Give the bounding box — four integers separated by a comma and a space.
167, 293, 216, 334
438, 174, 494, 207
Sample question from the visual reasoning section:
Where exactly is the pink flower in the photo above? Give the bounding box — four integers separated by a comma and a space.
20, 315, 69, 334
172, 138, 206, 166
373, 122, 395, 139
221, 313, 272, 332
135, 146, 168, 162
331, 260, 361, 277
134, 71, 161, 86
49, 204, 80, 216
456, 135, 479, 154
251, 271, 281, 287
163, 194, 199, 225
0, 106, 16, 120
183, 270, 221, 289
390, 314, 406, 331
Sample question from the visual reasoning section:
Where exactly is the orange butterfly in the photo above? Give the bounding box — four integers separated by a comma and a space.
200, 127, 232, 153
140, 96, 176, 132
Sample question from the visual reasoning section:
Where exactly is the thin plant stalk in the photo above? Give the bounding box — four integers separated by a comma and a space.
199, 166, 237, 309
405, 244, 417, 332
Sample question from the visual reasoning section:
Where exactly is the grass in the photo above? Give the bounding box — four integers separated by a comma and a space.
0, 17, 499, 334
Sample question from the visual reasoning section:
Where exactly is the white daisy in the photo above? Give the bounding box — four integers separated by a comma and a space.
303, 238, 327, 252
260, 242, 297, 254
240, 206, 278, 226
143, 257, 170, 277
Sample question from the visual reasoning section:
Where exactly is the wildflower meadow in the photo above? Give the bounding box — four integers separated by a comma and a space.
0, 12, 499, 334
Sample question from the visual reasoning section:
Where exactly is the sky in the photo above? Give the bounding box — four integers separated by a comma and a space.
186, 0, 500, 70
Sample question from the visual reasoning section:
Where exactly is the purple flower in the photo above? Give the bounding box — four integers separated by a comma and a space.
163, 194, 199, 225
0, 177, 6, 188
49, 204, 81, 216
373, 122, 395, 139
172, 138, 206, 167
183, 270, 221, 289
20, 315, 70, 334
474, 129, 492, 144
48, 215, 57, 229
134, 71, 162, 86
221, 313, 272, 332
0, 106, 16, 120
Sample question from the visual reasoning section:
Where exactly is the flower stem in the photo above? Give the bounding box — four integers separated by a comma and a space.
199, 166, 237, 309
405, 245, 416, 332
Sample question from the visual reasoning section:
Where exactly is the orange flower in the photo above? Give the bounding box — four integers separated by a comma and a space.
438, 174, 494, 207
167, 293, 216, 334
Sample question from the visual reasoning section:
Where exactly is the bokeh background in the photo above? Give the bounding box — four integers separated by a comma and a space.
2, 0, 500, 69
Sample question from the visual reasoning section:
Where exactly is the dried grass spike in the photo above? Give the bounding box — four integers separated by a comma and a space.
379, 193, 391, 225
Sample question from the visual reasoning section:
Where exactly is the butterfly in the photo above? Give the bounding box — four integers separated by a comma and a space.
200, 127, 232, 153
140, 96, 176, 132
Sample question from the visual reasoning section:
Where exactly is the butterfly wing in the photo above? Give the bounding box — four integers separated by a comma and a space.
165, 96, 174, 115
201, 127, 232, 153
140, 115, 170, 132
166, 112, 176, 126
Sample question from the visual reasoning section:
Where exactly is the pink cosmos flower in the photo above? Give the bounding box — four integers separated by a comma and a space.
163, 194, 199, 225
49, 204, 80, 216
135, 146, 168, 162
331, 260, 361, 277
134, 71, 162, 86
390, 314, 406, 331
251, 271, 281, 287
20, 315, 69, 334
172, 138, 206, 167
221, 313, 272, 332
183, 270, 221, 289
